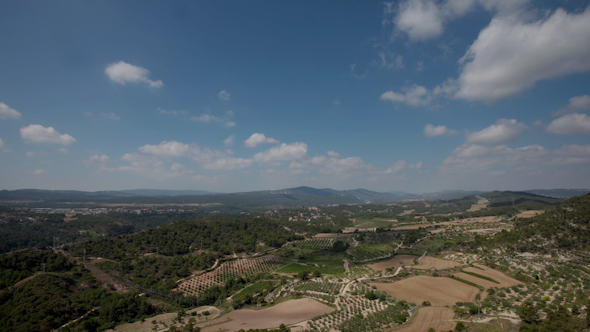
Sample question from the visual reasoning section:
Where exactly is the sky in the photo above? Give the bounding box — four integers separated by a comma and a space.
1, 0, 590, 194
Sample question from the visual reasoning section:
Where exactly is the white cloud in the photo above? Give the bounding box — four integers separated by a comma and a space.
20, 124, 77, 145
218, 90, 231, 101
157, 107, 187, 115
546, 113, 590, 135
410, 161, 424, 169
332, 100, 341, 106
455, 8, 590, 103
424, 124, 458, 137
118, 153, 192, 178
253, 142, 308, 165
83, 154, 112, 165
138, 141, 196, 157
394, 0, 444, 41
381, 160, 407, 174
105, 61, 163, 88
32, 169, 47, 175
466, 119, 527, 146
552, 95, 590, 116
375, 51, 405, 70
100, 112, 120, 121
389, 0, 528, 42
191, 114, 236, 127
200, 157, 253, 170
244, 133, 280, 147
56, 148, 68, 154
327, 151, 340, 158
440, 142, 590, 176
381, 84, 431, 107
26, 151, 36, 157
223, 135, 235, 146
0, 102, 22, 119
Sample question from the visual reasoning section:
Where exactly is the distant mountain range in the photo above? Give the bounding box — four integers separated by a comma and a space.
0, 187, 586, 208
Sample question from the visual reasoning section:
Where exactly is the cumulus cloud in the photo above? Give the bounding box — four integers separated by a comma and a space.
0, 102, 22, 119
32, 169, 47, 175
223, 135, 235, 146
0, 138, 9, 153
394, 0, 444, 41
83, 154, 113, 165
100, 112, 120, 121
466, 119, 527, 146
218, 90, 231, 101
253, 142, 309, 165
118, 153, 192, 178
388, 0, 529, 42
424, 124, 458, 137
455, 8, 590, 103
244, 133, 280, 148
381, 84, 431, 107
105, 61, 163, 88
546, 113, 590, 135
138, 141, 196, 157
20, 124, 77, 145
191, 114, 236, 127
440, 142, 590, 175
552, 95, 590, 116
410, 161, 424, 169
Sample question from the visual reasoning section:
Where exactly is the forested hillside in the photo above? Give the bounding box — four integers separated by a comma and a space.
0, 249, 159, 332
480, 193, 590, 252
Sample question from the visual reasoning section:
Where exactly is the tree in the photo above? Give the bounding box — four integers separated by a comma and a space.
455, 321, 466, 331
297, 271, 310, 281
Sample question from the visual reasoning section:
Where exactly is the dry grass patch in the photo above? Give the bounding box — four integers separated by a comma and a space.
396, 307, 455, 332
372, 276, 478, 306
516, 210, 543, 218
412, 256, 460, 270
368, 255, 417, 272
198, 298, 333, 332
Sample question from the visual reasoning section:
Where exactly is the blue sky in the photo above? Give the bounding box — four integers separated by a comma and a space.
1, 0, 590, 193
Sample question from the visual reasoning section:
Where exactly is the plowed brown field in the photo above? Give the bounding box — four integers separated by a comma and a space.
198, 298, 333, 332
463, 264, 522, 288
371, 276, 478, 306
396, 307, 455, 332
368, 255, 416, 271
412, 256, 460, 270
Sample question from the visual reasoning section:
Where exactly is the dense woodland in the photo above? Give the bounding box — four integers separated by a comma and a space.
0, 250, 159, 332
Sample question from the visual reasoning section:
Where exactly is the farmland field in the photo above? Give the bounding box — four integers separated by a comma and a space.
368, 255, 417, 271
197, 298, 333, 332
463, 264, 522, 288
396, 307, 456, 332
411, 256, 460, 270
177, 255, 291, 296
371, 276, 479, 306
277, 259, 345, 275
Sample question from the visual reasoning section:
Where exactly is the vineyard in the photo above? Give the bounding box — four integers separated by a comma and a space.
305, 282, 402, 332
293, 281, 343, 295
177, 256, 292, 296
290, 238, 354, 249
347, 245, 393, 262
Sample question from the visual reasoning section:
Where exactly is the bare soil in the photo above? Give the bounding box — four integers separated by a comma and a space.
412, 256, 460, 270
198, 298, 333, 332
371, 276, 478, 306
396, 307, 455, 332
368, 255, 417, 271
463, 264, 522, 288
